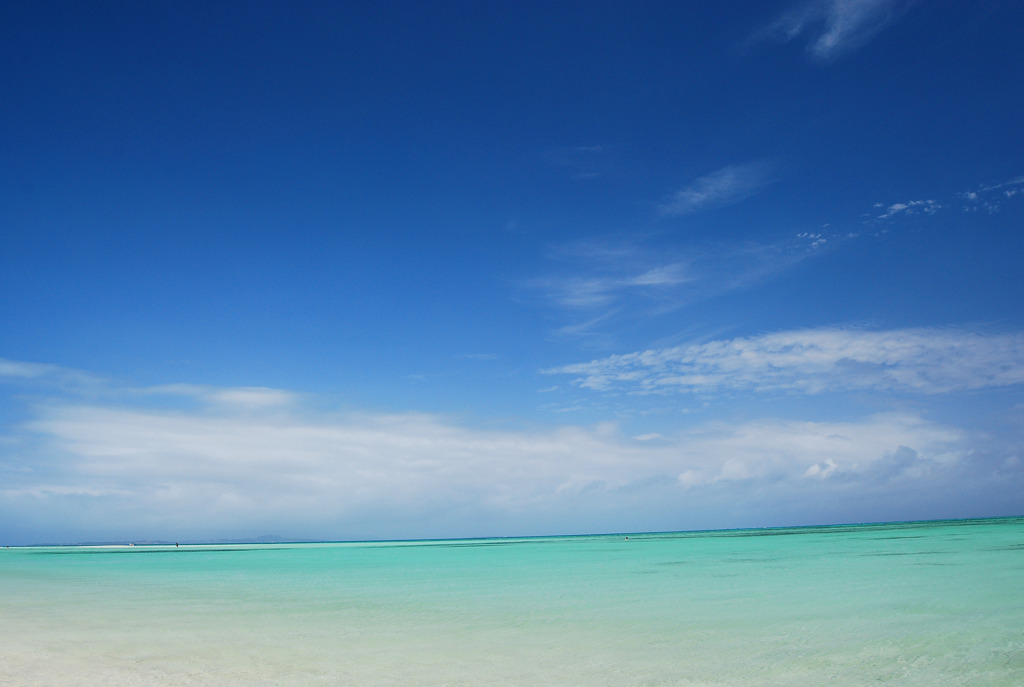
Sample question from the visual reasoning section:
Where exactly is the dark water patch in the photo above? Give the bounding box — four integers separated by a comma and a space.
424, 541, 536, 549
677, 519, 993, 540
860, 550, 949, 557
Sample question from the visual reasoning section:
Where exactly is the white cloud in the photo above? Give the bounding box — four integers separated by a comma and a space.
5, 397, 972, 540
140, 384, 298, 408
210, 387, 297, 408
0, 358, 60, 378
660, 161, 774, 216
0, 358, 106, 394
979, 175, 1024, 193
760, 0, 912, 61
796, 232, 827, 248
667, 413, 962, 487
545, 327, 1024, 395
959, 175, 1024, 213
874, 199, 940, 220
4, 357, 1021, 542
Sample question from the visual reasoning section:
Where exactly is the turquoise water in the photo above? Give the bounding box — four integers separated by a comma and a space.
2, 518, 1022, 685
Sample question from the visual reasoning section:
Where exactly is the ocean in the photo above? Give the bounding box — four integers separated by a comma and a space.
2, 517, 1022, 686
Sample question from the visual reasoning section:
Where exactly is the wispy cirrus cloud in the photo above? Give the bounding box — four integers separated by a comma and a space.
659, 161, 775, 216
531, 234, 827, 337
0, 357, 105, 392
527, 240, 696, 332
545, 327, 1024, 395
758, 0, 913, 62
534, 172, 1022, 339
537, 261, 693, 311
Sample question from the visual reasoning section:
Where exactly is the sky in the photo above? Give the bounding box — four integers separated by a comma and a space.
2, 0, 1023, 545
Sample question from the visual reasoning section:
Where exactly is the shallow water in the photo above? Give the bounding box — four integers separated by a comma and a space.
2, 518, 1023, 685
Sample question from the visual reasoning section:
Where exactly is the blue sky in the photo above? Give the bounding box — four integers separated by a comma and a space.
2, 1, 1023, 544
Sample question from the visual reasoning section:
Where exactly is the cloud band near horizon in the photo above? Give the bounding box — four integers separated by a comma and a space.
2, 353, 1017, 543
